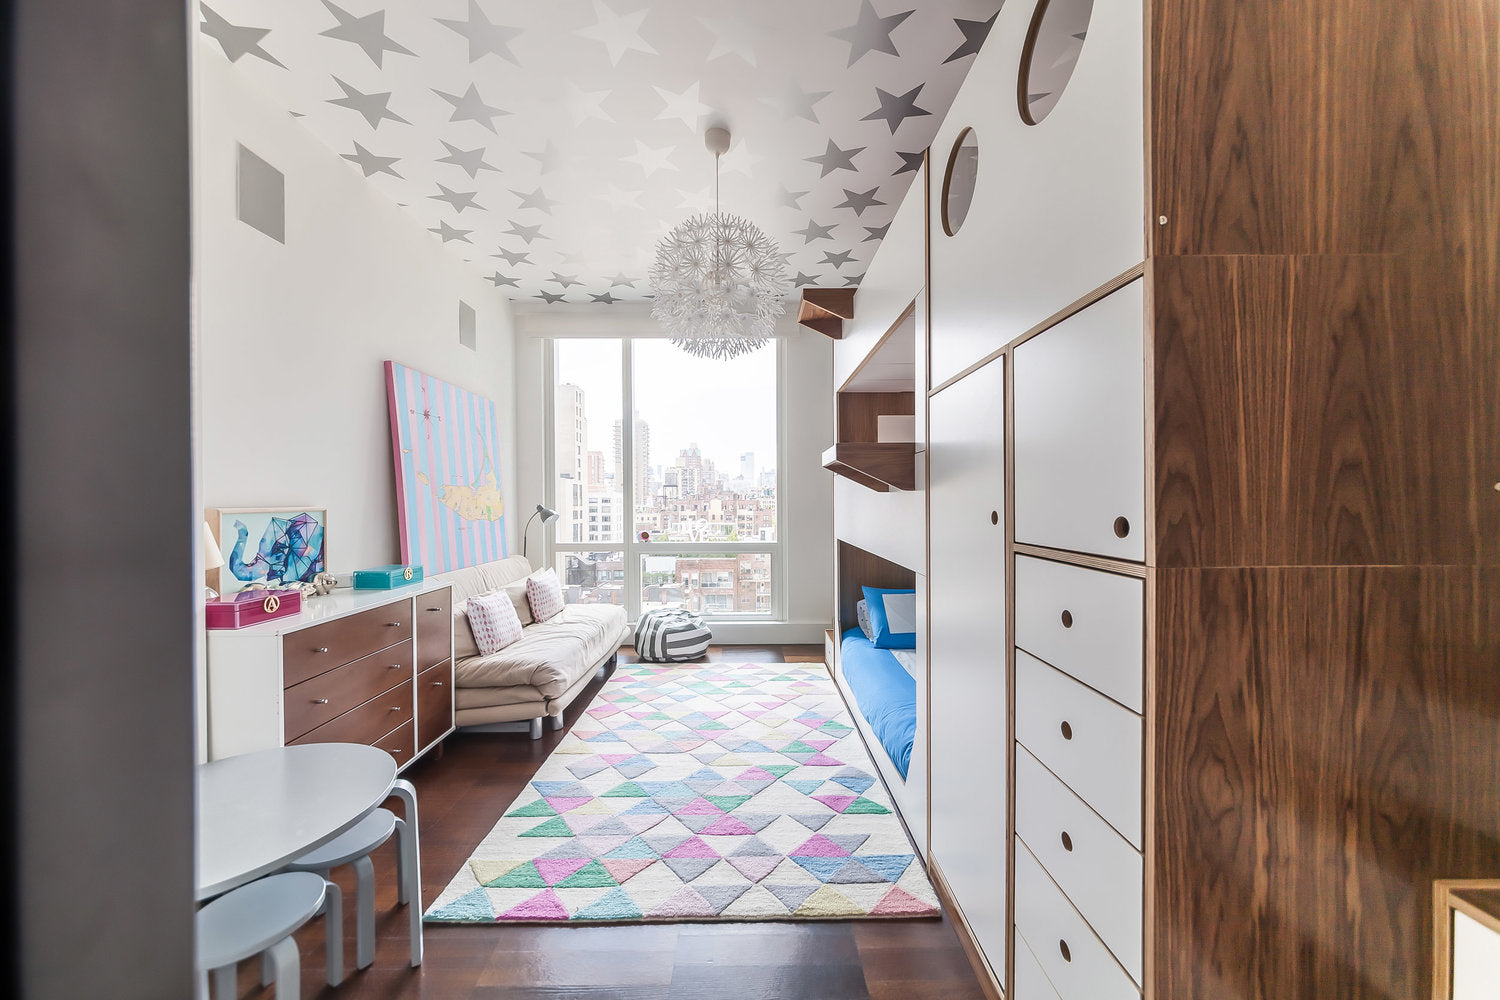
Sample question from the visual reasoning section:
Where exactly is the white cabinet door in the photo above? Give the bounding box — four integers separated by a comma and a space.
928, 355, 1007, 975
1013, 279, 1146, 561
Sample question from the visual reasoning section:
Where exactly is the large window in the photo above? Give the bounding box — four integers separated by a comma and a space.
548, 339, 781, 621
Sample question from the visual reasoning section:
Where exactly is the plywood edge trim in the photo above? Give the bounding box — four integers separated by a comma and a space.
928, 855, 1006, 1000
1012, 542, 1150, 578
839, 297, 920, 393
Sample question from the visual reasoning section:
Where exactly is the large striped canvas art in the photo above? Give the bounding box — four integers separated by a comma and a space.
385, 361, 507, 574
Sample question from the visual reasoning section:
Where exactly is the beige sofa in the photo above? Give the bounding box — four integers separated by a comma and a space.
431, 555, 630, 739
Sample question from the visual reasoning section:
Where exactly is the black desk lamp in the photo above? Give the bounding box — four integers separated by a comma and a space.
522, 503, 558, 559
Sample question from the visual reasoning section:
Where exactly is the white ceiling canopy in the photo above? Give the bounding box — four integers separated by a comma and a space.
199, 0, 1004, 308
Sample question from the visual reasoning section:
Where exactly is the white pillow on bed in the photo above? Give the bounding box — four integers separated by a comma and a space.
855, 599, 878, 642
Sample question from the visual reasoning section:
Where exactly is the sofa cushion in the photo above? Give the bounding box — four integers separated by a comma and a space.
454, 603, 627, 698
525, 568, 566, 622
432, 555, 533, 603
452, 602, 480, 659
503, 579, 534, 626
466, 591, 524, 654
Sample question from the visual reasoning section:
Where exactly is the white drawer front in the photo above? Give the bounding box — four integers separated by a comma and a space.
1015, 556, 1144, 712
1015, 840, 1140, 1000
1015, 927, 1064, 1000
1013, 278, 1146, 561
1016, 745, 1143, 984
1016, 649, 1142, 847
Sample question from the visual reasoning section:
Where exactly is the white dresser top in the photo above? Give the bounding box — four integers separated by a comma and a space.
207, 579, 453, 639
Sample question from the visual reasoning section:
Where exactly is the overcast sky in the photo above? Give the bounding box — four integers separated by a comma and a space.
556, 338, 778, 477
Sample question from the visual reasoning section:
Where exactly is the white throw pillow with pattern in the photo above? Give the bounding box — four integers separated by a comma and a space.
465, 590, 524, 655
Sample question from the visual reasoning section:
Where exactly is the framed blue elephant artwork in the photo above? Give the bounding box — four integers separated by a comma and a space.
206, 506, 327, 597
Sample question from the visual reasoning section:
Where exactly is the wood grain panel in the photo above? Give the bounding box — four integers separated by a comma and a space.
838, 391, 916, 443
1154, 566, 1500, 1000
836, 541, 917, 636
283, 601, 412, 687
415, 587, 451, 671
416, 659, 454, 753
1153, 253, 1482, 568
283, 639, 413, 742
1152, 0, 1500, 256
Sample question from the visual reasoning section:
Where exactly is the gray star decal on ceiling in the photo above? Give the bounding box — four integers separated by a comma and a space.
829, 0, 914, 67
486, 272, 519, 287
835, 187, 887, 216
577, 0, 657, 67
437, 0, 522, 65
893, 149, 926, 175
822, 249, 856, 269
199, 4, 285, 67
944, 11, 999, 64
512, 187, 559, 214
777, 185, 809, 210
327, 77, 408, 128
434, 83, 507, 132
806, 139, 864, 177
793, 219, 837, 243
843, 273, 865, 286
549, 272, 582, 288
590, 291, 619, 304
792, 272, 822, 287
430, 184, 482, 213
492, 248, 532, 266
522, 142, 565, 174
342, 141, 401, 178
862, 84, 932, 134
319, 1, 413, 69
505, 221, 546, 244
436, 141, 497, 179
769, 83, 832, 125
863, 222, 891, 242
428, 221, 472, 243
536, 290, 567, 304
609, 273, 637, 288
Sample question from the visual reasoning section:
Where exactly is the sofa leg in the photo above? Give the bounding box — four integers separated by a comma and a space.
549, 713, 564, 731
528, 717, 543, 740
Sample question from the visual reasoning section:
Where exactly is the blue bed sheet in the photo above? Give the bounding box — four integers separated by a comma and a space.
839, 628, 916, 780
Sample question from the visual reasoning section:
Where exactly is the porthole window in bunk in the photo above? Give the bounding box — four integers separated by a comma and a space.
1019, 0, 1095, 125
941, 127, 979, 237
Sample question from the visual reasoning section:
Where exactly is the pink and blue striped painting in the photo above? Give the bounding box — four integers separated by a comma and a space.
385, 361, 508, 574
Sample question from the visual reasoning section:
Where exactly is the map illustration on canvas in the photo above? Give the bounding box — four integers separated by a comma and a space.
385, 361, 508, 574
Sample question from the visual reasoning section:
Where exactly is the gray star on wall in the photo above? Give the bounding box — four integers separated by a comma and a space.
199, 4, 285, 67
829, 0, 914, 67
341, 141, 402, 178
863, 222, 891, 242
319, 1, 413, 69
537, 290, 567, 304
549, 272, 581, 288
591, 292, 619, 304
429, 221, 472, 244
806, 139, 864, 177
430, 183, 482, 213
512, 187, 559, 214
434, 83, 507, 132
945, 11, 999, 64
327, 78, 409, 128
862, 84, 932, 134
793, 219, 837, 243
493, 247, 532, 266
487, 272, 519, 288
438, 0, 522, 65
792, 272, 821, 287
893, 149, 926, 175
836, 187, 887, 216
822, 249, 856, 269
505, 221, 546, 244
436, 141, 497, 179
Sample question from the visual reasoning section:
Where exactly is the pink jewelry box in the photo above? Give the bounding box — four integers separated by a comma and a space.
205, 589, 303, 629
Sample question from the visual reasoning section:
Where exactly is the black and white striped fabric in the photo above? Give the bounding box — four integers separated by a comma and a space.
635, 609, 713, 662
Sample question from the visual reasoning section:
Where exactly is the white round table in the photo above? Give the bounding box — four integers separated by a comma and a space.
196, 743, 397, 901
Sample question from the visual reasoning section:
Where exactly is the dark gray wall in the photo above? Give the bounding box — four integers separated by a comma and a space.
10, 1, 195, 996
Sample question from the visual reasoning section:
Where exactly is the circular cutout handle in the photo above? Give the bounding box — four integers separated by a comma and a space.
1060, 609, 1073, 628
990, 510, 999, 525
1113, 516, 1130, 538
1059, 939, 1072, 963
1061, 830, 1073, 852
1060, 720, 1073, 740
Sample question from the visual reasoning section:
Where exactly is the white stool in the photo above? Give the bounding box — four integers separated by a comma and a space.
284, 777, 423, 968
196, 871, 342, 1000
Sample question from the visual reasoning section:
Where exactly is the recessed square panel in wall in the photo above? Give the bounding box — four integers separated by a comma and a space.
458, 301, 476, 350
236, 144, 284, 244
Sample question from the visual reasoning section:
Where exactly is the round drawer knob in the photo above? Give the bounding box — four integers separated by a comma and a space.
1060, 720, 1073, 741
1061, 831, 1073, 852
1059, 939, 1072, 963
1113, 516, 1130, 538
312, 698, 329, 705
990, 510, 999, 525
1060, 609, 1074, 629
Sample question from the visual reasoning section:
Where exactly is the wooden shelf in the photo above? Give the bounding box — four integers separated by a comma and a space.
821, 442, 916, 492
798, 288, 856, 339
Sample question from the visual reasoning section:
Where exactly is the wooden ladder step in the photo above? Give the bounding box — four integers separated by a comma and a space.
797, 288, 856, 339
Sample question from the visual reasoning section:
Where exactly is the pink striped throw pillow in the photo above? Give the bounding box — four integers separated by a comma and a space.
525, 568, 566, 623
465, 591, 524, 655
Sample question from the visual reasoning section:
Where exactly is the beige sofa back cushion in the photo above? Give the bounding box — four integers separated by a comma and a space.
435, 555, 535, 658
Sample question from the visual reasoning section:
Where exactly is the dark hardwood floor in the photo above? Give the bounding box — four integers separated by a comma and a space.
227, 645, 986, 1000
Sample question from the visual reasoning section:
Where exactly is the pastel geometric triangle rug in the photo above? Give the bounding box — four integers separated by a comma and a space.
425, 660, 941, 924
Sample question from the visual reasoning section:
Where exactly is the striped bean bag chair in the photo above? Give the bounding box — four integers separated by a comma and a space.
635, 608, 712, 662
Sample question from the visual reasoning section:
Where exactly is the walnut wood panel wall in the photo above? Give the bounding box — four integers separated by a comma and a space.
835, 540, 917, 636
837, 391, 916, 444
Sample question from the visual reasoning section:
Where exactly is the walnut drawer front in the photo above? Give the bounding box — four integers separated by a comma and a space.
416, 660, 453, 752
415, 588, 452, 672
374, 720, 414, 769
283, 639, 413, 743
287, 676, 413, 748
282, 602, 413, 687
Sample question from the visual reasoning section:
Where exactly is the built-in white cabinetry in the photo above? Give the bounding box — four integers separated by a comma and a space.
1012, 279, 1146, 561
927, 0, 1144, 389
928, 354, 1007, 979
1015, 841, 1140, 1000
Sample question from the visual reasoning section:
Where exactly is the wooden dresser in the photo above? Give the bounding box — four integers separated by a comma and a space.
207, 580, 454, 769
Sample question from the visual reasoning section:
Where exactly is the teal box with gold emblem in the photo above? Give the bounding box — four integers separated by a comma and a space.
352, 564, 423, 589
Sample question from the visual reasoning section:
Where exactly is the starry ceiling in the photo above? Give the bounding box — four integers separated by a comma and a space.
199, 0, 1005, 307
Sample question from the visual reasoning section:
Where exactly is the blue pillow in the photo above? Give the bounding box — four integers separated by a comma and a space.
861, 586, 917, 649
